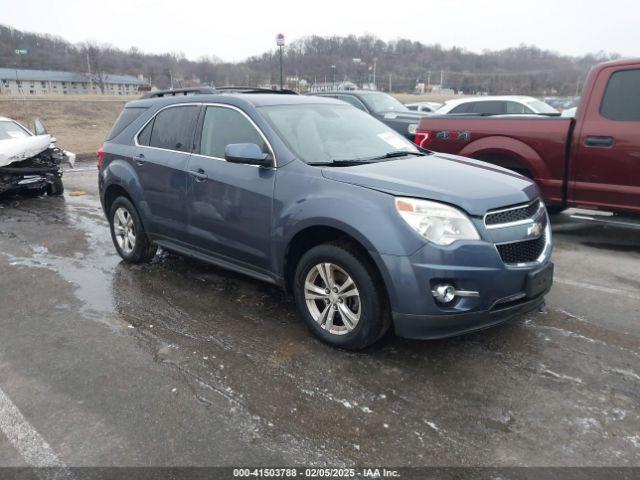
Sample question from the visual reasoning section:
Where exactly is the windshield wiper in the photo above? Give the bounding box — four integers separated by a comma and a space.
369, 151, 426, 161
311, 151, 426, 166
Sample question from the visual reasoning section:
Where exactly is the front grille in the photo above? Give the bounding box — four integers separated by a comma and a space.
496, 233, 546, 264
485, 199, 541, 226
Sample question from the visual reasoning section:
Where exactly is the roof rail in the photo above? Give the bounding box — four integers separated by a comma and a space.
140, 87, 218, 99
216, 86, 299, 95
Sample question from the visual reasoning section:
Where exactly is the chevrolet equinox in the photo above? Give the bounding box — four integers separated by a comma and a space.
99, 88, 553, 349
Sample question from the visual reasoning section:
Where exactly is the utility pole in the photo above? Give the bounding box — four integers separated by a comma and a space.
575, 76, 581, 96
427, 71, 431, 86
440, 70, 444, 87
86, 52, 93, 93
388, 73, 392, 93
372, 58, 377, 89
276, 33, 285, 90
331, 65, 336, 88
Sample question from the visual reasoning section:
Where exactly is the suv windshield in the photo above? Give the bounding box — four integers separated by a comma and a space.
259, 104, 419, 165
358, 92, 409, 113
0, 121, 31, 141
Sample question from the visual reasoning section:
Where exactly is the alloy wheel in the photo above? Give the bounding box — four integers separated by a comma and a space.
113, 207, 136, 254
304, 263, 361, 335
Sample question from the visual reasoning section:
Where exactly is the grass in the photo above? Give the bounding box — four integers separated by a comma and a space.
0, 95, 136, 159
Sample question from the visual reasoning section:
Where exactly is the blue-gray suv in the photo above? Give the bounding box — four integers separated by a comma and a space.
99, 88, 553, 349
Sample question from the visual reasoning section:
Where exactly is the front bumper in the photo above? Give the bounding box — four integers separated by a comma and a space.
393, 285, 548, 340
377, 225, 553, 339
0, 170, 61, 194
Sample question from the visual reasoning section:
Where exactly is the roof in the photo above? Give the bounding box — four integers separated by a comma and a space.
0, 68, 145, 85
311, 90, 386, 96
127, 93, 344, 109
444, 96, 539, 106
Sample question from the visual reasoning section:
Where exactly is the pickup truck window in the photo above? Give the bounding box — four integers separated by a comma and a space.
601, 69, 640, 121
200, 106, 265, 159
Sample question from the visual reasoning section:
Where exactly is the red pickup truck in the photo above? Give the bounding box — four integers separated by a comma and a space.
414, 58, 640, 215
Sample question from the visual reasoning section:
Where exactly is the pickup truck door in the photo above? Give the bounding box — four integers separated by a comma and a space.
185, 104, 275, 276
570, 66, 640, 213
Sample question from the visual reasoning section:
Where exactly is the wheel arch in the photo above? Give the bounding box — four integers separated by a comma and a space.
459, 136, 551, 179
281, 223, 394, 308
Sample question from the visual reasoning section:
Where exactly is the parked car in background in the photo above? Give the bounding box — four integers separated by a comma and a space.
99, 89, 553, 349
0, 117, 75, 196
414, 58, 640, 217
405, 101, 443, 113
437, 96, 559, 116
307, 90, 429, 139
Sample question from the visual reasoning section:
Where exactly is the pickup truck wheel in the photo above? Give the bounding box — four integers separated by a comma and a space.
293, 243, 390, 350
108, 197, 157, 264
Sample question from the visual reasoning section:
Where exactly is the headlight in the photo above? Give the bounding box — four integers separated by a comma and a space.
395, 197, 480, 245
407, 123, 418, 135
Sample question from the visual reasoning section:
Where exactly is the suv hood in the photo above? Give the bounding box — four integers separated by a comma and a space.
321, 153, 538, 216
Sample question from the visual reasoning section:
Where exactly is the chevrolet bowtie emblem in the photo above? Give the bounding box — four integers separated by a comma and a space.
527, 222, 543, 237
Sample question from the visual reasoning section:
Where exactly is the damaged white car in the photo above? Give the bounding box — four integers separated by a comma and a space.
0, 117, 75, 196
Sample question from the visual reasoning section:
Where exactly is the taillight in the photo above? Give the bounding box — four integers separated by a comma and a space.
97, 147, 104, 170
414, 130, 433, 149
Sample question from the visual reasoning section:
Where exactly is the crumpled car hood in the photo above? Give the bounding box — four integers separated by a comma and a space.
321, 153, 539, 216
0, 135, 52, 167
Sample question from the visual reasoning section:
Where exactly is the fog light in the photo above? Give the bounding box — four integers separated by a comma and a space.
432, 284, 456, 304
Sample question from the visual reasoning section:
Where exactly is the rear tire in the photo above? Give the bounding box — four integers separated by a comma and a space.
293, 243, 390, 350
108, 197, 157, 263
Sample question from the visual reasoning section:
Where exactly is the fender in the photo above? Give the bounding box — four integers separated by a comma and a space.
459, 136, 552, 180
101, 158, 150, 226
275, 216, 402, 309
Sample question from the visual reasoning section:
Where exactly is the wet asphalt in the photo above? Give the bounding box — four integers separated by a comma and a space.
0, 164, 639, 467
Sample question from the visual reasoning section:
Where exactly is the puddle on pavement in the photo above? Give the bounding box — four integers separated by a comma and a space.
1, 193, 639, 465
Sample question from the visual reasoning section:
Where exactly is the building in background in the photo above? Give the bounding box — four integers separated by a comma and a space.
0, 68, 145, 95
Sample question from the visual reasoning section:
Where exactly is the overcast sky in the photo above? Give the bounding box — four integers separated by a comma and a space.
1, 0, 638, 62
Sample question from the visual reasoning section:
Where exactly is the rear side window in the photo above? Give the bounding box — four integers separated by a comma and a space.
336, 95, 367, 112
601, 69, 640, 121
148, 105, 199, 152
199, 106, 265, 159
506, 102, 527, 114
450, 103, 472, 114
472, 101, 505, 115
107, 107, 147, 140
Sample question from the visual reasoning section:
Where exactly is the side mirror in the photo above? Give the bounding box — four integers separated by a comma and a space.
34, 118, 48, 136
225, 143, 273, 167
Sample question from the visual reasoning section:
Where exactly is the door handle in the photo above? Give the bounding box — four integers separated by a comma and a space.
189, 169, 208, 181
134, 153, 146, 166
585, 136, 614, 147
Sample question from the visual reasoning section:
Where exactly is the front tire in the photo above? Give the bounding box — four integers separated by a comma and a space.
293, 243, 390, 350
108, 197, 157, 263
47, 177, 64, 196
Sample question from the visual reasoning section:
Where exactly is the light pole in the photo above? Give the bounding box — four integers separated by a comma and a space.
276, 33, 285, 90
